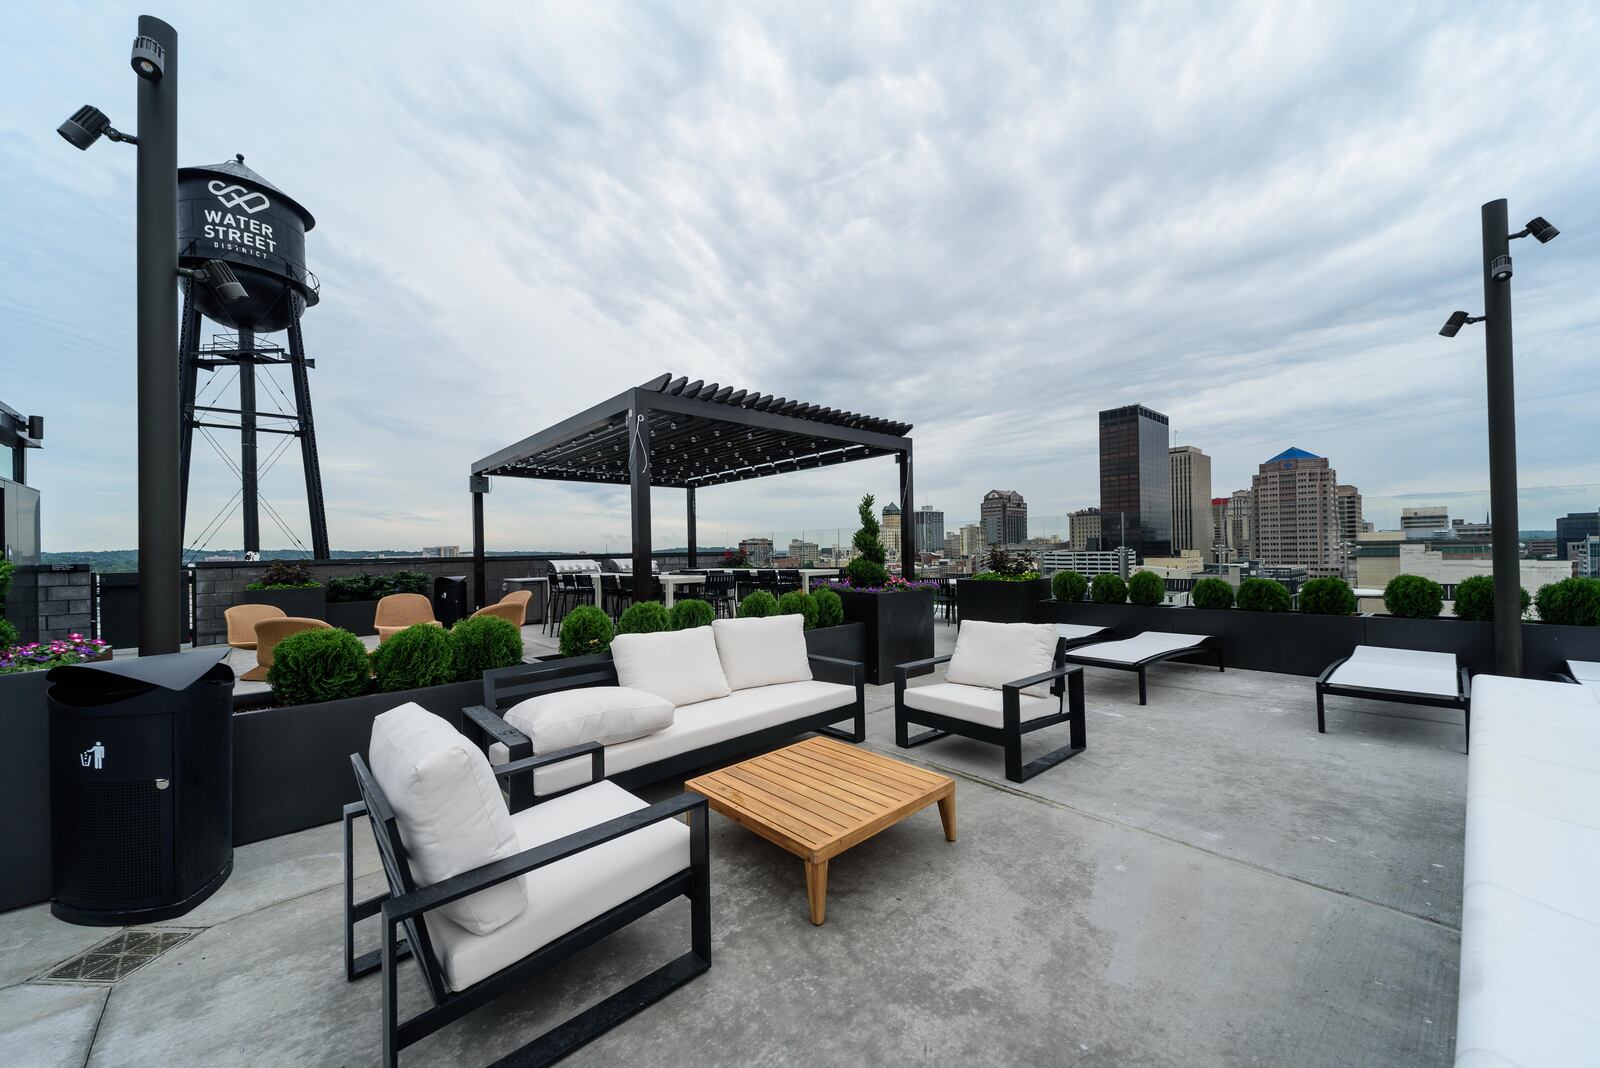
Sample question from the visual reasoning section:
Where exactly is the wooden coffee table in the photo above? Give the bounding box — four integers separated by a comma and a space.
685, 736, 954, 925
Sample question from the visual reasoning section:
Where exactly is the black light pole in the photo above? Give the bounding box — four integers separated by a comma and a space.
134, 16, 182, 654
1480, 199, 1523, 676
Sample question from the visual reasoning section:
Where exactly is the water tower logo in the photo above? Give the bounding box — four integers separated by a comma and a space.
207, 180, 270, 214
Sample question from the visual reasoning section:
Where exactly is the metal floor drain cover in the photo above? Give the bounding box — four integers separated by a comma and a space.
36, 928, 200, 985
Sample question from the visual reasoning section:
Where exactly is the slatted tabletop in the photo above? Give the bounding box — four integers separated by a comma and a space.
686, 736, 955, 924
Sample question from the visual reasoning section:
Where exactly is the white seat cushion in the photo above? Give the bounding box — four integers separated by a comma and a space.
947, 620, 1058, 697
369, 703, 527, 936
1327, 645, 1459, 698
1569, 660, 1600, 683
425, 780, 689, 992
505, 686, 673, 754
902, 682, 1058, 729
495, 679, 856, 794
1069, 631, 1209, 665
712, 615, 813, 691
611, 627, 731, 708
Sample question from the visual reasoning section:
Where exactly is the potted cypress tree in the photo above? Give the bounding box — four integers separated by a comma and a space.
824, 494, 934, 684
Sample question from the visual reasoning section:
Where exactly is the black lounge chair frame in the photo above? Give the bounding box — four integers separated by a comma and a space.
1061, 636, 1224, 704
894, 640, 1086, 783
1314, 656, 1473, 749
344, 742, 710, 1066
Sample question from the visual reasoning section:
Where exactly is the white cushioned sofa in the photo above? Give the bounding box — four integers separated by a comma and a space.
463, 616, 865, 807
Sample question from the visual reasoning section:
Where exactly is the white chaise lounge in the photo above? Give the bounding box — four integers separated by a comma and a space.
1456, 675, 1600, 1066
1059, 631, 1223, 704
1315, 645, 1471, 749
1054, 623, 1112, 648
1567, 659, 1600, 697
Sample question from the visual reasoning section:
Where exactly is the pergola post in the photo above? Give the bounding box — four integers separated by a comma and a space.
898, 445, 915, 578
470, 474, 488, 609
628, 397, 653, 601
686, 485, 697, 567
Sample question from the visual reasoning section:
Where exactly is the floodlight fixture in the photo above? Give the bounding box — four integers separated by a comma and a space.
1512, 216, 1559, 244
180, 260, 248, 304
57, 104, 136, 150
1439, 310, 1484, 337
1490, 254, 1514, 283
130, 35, 165, 81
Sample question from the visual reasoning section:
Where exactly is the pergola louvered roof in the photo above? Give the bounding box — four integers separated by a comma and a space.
472, 373, 914, 489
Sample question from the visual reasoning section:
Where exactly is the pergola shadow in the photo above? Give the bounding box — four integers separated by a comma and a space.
469, 373, 916, 604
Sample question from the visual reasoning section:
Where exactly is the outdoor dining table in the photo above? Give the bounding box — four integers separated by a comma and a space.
661, 573, 707, 609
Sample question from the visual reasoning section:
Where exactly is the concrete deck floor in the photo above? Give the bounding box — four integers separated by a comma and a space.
2, 622, 1466, 1066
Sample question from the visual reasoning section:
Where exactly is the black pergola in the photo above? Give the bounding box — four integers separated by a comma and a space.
469, 373, 916, 605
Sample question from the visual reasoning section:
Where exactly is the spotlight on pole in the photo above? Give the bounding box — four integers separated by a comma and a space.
57, 105, 136, 150
1439, 310, 1484, 337
179, 260, 249, 305
1513, 216, 1560, 244
130, 34, 166, 81
1490, 254, 1514, 283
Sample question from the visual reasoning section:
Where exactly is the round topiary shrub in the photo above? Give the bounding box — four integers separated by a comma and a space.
617, 600, 670, 635
1127, 570, 1165, 607
558, 605, 614, 658
1298, 576, 1357, 615
668, 598, 715, 630
1384, 574, 1444, 619
1236, 577, 1290, 613
1091, 573, 1127, 605
370, 623, 455, 693
267, 627, 370, 705
738, 590, 779, 618
777, 590, 818, 629
812, 587, 844, 628
1452, 574, 1530, 622
1051, 570, 1088, 603
1191, 577, 1235, 610
1534, 576, 1600, 626
450, 614, 523, 682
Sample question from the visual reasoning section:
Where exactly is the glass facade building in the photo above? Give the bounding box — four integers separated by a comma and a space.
1098, 405, 1171, 559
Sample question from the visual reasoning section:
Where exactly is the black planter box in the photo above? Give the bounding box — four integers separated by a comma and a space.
239, 586, 326, 620
232, 679, 479, 845
837, 588, 934, 685
1364, 615, 1495, 675
803, 622, 867, 664
1523, 621, 1600, 679
0, 671, 53, 911
324, 599, 378, 636
958, 578, 1052, 624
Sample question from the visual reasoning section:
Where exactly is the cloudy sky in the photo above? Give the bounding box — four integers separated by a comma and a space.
4, 1, 1598, 555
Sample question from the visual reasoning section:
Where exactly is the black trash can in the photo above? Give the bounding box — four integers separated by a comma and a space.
434, 574, 468, 627
48, 648, 235, 925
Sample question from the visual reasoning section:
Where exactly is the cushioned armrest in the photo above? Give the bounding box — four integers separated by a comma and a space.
808, 654, 864, 687
1002, 664, 1078, 694
896, 654, 952, 684
493, 740, 605, 790
384, 792, 706, 922
463, 704, 530, 754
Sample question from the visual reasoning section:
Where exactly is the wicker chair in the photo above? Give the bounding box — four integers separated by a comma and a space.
243, 616, 331, 682
468, 601, 524, 627
375, 593, 442, 643
225, 603, 286, 650
496, 589, 532, 625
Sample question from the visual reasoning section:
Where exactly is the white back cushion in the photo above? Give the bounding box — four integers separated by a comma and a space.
946, 620, 1059, 698
611, 627, 731, 708
712, 615, 813, 691
506, 686, 673, 754
368, 703, 527, 935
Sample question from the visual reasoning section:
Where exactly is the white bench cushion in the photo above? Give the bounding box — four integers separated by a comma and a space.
1457, 675, 1600, 1065
1070, 631, 1209, 664
1328, 645, 1459, 698
947, 620, 1058, 697
902, 682, 1058, 729
369, 703, 527, 936
611, 626, 731, 708
505, 686, 673, 755
425, 780, 689, 992
712, 615, 812, 691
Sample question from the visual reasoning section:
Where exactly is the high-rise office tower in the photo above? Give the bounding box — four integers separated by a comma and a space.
1251, 447, 1339, 572
912, 505, 945, 553
1335, 485, 1364, 546
1400, 506, 1450, 540
739, 537, 773, 566
1209, 498, 1230, 557
1555, 510, 1600, 560
1229, 489, 1254, 559
1068, 506, 1101, 551
1168, 445, 1212, 553
881, 502, 902, 560
981, 490, 1028, 545
1098, 405, 1172, 559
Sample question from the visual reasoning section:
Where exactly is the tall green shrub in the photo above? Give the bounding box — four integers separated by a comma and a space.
267, 627, 370, 705
812, 587, 844, 628
669, 598, 715, 630
1127, 571, 1165, 606
1535, 576, 1600, 626
450, 615, 523, 681
1452, 575, 1529, 622
1051, 570, 1088, 603
371, 623, 455, 692
738, 590, 779, 618
1191, 577, 1235, 610
559, 605, 614, 657
844, 494, 890, 588
0, 551, 15, 648
617, 601, 670, 634
1298, 576, 1357, 615
1237, 577, 1290, 612
1091, 573, 1127, 604
1384, 574, 1444, 619
777, 590, 818, 629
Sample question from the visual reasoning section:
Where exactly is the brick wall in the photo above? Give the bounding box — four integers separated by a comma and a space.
6, 565, 94, 643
